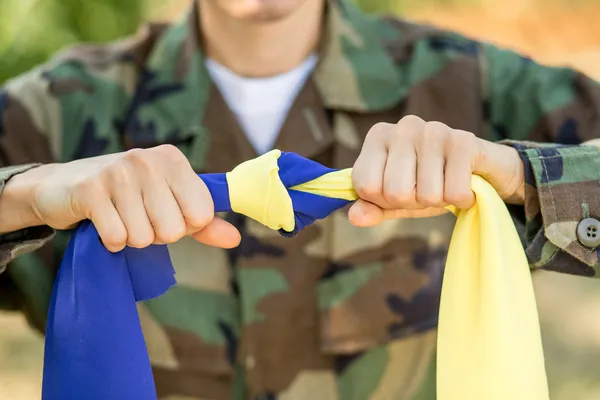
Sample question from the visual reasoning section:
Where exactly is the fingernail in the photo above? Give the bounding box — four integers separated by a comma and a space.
349, 207, 366, 227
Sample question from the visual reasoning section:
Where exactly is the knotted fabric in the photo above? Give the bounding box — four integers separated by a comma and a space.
41, 150, 549, 400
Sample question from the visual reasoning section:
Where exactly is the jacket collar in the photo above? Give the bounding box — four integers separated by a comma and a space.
136, 0, 404, 170
144, 0, 404, 114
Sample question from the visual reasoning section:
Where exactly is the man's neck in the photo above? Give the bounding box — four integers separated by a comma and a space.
199, 0, 325, 78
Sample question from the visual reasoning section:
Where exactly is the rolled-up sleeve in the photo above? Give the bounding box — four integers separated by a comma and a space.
0, 164, 55, 273
508, 142, 600, 276
482, 41, 600, 277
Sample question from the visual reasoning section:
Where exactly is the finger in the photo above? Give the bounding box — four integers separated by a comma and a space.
444, 150, 475, 209
416, 124, 446, 208
89, 198, 128, 252
191, 217, 241, 249
352, 123, 390, 207
111, 182, 155, 249
349, 200, 449, 227
348, 199, 385, 227
141, 178, 186, 245
383, 207, 450, 220
166, 165, 214, 232
382, 141, 419, 209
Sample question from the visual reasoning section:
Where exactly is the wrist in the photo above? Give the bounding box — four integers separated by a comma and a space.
0, 164, 56, 233
477, 140, 525, 205
501, 145, 525, 205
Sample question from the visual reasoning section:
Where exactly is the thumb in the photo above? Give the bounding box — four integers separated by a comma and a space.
348, 199, 385, 227
190, 217, 241, 248
349, 200, 451, 226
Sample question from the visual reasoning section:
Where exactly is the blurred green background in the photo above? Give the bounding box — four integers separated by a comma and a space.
0, 0, 150, 84
1, 0, 600, 399
1, 0, 599, 84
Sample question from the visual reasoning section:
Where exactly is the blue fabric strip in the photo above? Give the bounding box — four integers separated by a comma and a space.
41, 152, 353, 399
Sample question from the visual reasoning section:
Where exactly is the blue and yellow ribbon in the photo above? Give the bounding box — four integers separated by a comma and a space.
42, 150, 549, 400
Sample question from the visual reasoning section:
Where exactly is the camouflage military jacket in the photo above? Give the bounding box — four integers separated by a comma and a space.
1, 1, 600, 399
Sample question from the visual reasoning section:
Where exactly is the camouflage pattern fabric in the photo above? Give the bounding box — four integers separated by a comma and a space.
1, 0, 600, 398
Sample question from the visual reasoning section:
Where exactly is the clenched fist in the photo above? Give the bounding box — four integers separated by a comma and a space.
349, 115, 525, 226
3, 145, 240, 252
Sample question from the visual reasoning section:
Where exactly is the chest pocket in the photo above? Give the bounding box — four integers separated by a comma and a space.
315, 210, 456, 355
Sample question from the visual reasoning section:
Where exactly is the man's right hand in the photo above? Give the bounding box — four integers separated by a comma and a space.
1, 145, 241, 252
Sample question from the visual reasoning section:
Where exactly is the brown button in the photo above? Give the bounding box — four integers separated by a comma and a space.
576, 218, 600, 248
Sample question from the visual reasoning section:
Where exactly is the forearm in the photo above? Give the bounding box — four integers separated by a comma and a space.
0, 164, 47, 234
0, 164, 57, 273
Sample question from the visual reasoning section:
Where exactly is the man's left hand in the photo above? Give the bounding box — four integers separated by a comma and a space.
349, 115, 525, 227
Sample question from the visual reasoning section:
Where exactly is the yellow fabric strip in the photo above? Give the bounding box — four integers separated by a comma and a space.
226, 150, 296, 232
226, 151, 358, 231
226, 150, 549, 399
290, 168, 359, 201
440, 176, 548, 400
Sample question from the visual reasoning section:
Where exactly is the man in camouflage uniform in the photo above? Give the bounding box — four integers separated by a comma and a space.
1, 0, 600, 399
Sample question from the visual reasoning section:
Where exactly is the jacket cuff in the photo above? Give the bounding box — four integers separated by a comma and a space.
0, 164, 55, 273
501, 140, 600, 276
0, 164, 42, 188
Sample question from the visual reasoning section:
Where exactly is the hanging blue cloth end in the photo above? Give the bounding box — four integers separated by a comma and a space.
42, 221, 174, 400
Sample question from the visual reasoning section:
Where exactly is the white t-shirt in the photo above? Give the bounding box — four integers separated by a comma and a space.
205, 54, 318, 154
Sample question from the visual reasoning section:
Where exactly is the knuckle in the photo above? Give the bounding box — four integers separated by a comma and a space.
74, 177, 106, 201
396, 116, 426, 143
187, 207, 214, 229
185, 182, 215, 228
449, 129, 476, 147
455, 128, 476, 140
383, 188, 413, 207
122, 148, 161, 175
424, 120, 447, 130
398, 115, 425, 128
102, 231, 128, 250
155, 223, 186, 244
444, 190, 469, 205
416, 191, 443, 207
446, 132, 479, 160
155, 144, 185, 161
424, 121, 450, 138
123, 148, 148, 164
365, 122, 393, 142
105, 161, 134, 185
444, 187, 473, 206
354, 182, 381, 202
127, 229, 155, 249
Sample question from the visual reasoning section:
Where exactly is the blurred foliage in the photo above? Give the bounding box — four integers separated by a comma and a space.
0, 0, 156, 84
0, 0, 409, 84
353, 0, 399, 14
1, 0, 594, 84
353, 0, 470, 14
